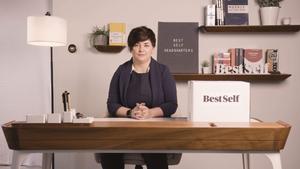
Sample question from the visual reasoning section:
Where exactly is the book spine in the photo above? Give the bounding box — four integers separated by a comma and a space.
213, 0, 222, 25
228, 48, 236, 66
235, 48, 239, 66
220, 0, 224, 25
239, 48, 244, 66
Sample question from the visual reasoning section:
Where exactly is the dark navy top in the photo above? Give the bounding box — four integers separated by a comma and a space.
107, 58, 177, 117
126, 71, 152, 108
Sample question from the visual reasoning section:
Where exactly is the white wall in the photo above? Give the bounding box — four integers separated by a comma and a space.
1, 0, 299, 168
52, 0, 300, 169
0, 0, 50, 166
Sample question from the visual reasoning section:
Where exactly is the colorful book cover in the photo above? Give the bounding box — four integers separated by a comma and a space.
157, 22, 199, 73
244, 49, 263, 65
244, 49, 264, 74
213, 52, 231, 73
266, 49, 279, 73
109, 23, 126, 46
223, 0, 249, 25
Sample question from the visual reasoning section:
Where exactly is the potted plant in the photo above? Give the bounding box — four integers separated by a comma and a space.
201, 60, 210, 74
256, 0, 284, 25
91, 26, 109, 46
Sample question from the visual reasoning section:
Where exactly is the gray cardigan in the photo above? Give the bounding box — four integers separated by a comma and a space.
107, 58, 177, 117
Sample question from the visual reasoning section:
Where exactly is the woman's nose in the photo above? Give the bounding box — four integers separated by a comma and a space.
138, 45, 144, 51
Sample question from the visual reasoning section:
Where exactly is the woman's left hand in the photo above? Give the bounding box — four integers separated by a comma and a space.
137, 105, 153, 119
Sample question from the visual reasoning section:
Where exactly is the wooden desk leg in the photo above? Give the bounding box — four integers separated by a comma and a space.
265, 153, 282, 169
42, 153, 52, 169
11, 151, 30, 169
242, 153, 250, 169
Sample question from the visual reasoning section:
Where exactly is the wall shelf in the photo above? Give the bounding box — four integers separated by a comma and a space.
173, 73, 291, 82
94, 45, 126, 53
199, 25, 300, 33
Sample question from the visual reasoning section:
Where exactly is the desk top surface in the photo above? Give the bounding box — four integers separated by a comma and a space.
5, 117, 290, 129
2, 118, 291, 151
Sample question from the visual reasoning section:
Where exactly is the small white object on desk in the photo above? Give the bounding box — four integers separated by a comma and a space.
73, 117, 94, 123
47, 113, 61, 123
281, 17, 291, 25
63, 108, 76, 123
26, 114, 46, 123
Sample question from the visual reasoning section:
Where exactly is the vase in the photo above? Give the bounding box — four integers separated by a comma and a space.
93, 35, 108, 46
260, 7, 280, 25
202, 67, 210, 74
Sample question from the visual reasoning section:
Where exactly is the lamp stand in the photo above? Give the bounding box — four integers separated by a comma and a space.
50, 46, 54, 114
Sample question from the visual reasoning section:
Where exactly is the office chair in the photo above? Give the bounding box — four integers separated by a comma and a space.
95, 153, 182, 169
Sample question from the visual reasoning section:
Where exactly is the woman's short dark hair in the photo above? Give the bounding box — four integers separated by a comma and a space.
127, 26, 156, 51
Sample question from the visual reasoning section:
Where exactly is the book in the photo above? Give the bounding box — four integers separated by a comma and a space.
236, 48, 244, 67
108, 23, 126, 46
223, 0, 249, 25
228, 48, 236, 66
157, 22, 199, 73
212, 0, 224, 25
244, 49, 265, 74
205, 5, 216, 26
213, 52, 231, 74
266, 49, 280, 73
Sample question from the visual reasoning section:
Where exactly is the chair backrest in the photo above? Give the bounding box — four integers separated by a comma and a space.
95, 153, 182, 165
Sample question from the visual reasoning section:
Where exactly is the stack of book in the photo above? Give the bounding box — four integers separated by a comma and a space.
213, 48, 277, 74
205, 0, 249, 26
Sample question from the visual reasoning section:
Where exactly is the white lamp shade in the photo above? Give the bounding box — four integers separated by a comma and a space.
27, 16, 67, 46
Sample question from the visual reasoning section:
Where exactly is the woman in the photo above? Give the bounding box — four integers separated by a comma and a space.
101, 26, 177, 169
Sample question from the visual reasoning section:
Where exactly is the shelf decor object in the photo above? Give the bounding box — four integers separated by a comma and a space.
256, 0, 283, 25
260, 7, 280, 25
94, 45, 126, 53
157, 22, 199, 73
172, 73, 291, 82
199, 25, 300, 33
90, 25, 126, 52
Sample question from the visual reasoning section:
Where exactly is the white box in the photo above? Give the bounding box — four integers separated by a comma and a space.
205, 5, 216, 16
47, 113, 61, 123
26, 114, 46, 123
188, 81, 250, 122
63, 109, 76, 123
205, 5, 216, 26
206, 15, 216, 26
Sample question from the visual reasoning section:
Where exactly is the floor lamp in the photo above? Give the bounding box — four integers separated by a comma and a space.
27, 12, 67, 169
27, 12, 67, 113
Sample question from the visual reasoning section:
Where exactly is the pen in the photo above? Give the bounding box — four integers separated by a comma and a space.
62, 91, 68, 112
66, 91, 70, 112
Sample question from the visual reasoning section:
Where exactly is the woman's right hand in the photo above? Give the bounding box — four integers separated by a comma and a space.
131, 103, 145, 119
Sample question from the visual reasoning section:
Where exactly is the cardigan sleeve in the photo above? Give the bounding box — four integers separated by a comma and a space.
159, 66, 178, 117
107, 66, 122, 117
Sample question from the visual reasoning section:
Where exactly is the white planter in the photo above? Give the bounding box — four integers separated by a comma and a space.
93, 35, 108, 46
260, 7, 280, 25
202, 67, 210, 74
